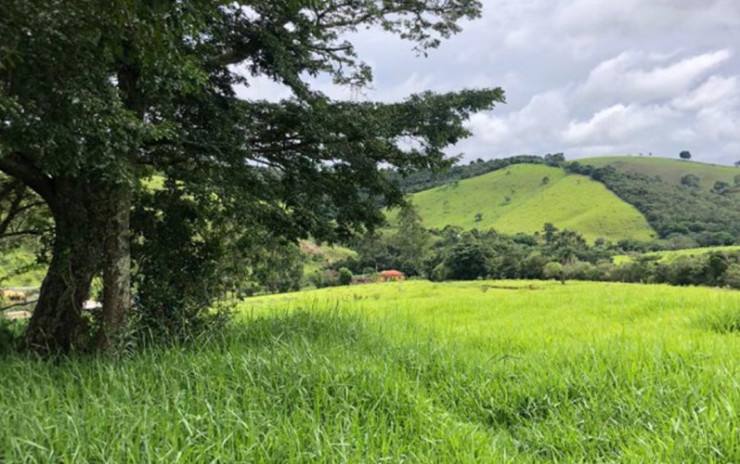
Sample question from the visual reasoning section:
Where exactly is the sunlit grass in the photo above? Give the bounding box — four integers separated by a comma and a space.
387, 164, 654, 243
2, 280, 740, 461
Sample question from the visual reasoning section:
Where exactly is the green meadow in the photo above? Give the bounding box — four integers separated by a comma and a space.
389, 164, 655, 243
3, 280, 740, 462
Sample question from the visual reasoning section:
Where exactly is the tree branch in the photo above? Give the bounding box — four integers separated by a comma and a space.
1, 299, 37, 312
0, 153, 55, 208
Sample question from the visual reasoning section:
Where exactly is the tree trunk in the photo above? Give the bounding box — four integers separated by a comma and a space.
24, 181, 105, 355
24, 179, 132, 355
97, 187, 132, 351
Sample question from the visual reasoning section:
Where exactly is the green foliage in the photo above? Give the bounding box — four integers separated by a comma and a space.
349, 223, 616, 282
614, 245, 740, 265
679, 150, 692, 160
338, 267, 353, 286
0, 318, 24, 353
391, 202, 431, 276
543, 262, 564, 281
680, 173, 701, 188
724, 263, 740, 289
0, 174, 51, 288
1, 0, 503, 350
339, 202, 431, 277
131, 185, 238, 339
713, 180, 730, 195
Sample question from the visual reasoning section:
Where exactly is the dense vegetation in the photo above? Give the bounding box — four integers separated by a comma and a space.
582, 156, 740, 189
1, 0, 501, 353
334, 214, 740, 290
565, 162, 740, 246
3, 281, 740, 461
385, 153, 565, 193
614, 245, 740, 265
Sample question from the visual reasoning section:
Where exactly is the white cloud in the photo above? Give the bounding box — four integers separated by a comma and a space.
564, 104, 675, 145
673, 75, 739, 110
696, 106, 740, 140
578, 50, 732, 105
465, 90, 569, 151
555, 0, 740, 38
230, 0, 740, 164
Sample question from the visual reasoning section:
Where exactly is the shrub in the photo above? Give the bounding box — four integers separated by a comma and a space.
338, 268, 353, 286
543, 262, 564, 282
724, 263, 740, 289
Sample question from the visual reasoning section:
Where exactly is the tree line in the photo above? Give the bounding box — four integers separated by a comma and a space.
327, 204, 740, 290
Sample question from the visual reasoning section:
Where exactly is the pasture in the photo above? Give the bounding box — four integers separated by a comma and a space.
581, 155, 740, 189
2, 280, 740, 461
387, 164, 655, 243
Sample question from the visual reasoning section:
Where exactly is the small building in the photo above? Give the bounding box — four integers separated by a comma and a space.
378, 270, 405, 282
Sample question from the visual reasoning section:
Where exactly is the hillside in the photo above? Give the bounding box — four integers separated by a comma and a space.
390, 164, 655, 243
568, 157, 740, 245
613, 245, 740, 265
580, 156, 740, 189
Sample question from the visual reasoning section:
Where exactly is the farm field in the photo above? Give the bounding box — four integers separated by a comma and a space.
388, 164, 655, 243
3, 280, 740, 461
613, 245, 740, 264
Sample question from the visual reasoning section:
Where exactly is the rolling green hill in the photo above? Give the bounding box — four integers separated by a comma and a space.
390, 164, 655, 243
580, 156, 740, 189
568, 156, 740, 244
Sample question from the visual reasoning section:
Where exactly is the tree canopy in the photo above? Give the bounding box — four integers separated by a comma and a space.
0, 0, 503, 353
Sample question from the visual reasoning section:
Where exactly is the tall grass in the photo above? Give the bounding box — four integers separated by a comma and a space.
2, 280, 740, 461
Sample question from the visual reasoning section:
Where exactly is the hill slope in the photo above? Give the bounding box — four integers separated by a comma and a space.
392, 164, 655, 243
580, 156, 739, 189
569, 156, 740, 245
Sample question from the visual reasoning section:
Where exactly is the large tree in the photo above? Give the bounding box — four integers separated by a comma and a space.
0, 0, 504, 353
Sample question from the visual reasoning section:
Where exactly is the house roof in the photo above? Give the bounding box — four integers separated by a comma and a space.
379, 270, 404, 276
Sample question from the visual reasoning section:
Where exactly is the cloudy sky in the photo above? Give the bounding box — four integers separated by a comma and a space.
238, 0, 740, 165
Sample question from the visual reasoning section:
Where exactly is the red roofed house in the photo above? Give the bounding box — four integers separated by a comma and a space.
378, 270, 405, 282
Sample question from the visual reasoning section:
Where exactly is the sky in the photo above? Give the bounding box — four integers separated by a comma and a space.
236, 0, 740, 165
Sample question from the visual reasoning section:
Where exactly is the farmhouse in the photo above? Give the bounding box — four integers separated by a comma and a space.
378, 270, 405, 282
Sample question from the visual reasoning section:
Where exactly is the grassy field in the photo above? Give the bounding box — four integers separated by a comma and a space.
581, 155, 740, 189
613, 245, 740, 264
3, 280, 740, 461
300, 240, 357, 276
389, 164, 654, 243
